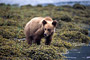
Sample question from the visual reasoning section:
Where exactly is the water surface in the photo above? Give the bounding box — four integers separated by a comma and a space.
65, 26, 90, 60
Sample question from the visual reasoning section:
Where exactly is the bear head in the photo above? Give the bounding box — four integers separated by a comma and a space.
42, 20, 57, 37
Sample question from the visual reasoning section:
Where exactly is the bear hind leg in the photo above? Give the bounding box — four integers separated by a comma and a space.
34, 37, 41, 45
36, 39, 41, 45
26, 36, 33, 45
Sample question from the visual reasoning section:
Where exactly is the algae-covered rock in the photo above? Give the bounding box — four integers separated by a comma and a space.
0, 26, 25, 39
36, 4, 42, 7
60, 31, 90, 43
60, 15, 72, 22
27, 48, 61, 60
73, 4, 86, 10
46, 4, 55, 7
0, 4, 90, 60
0, 37, 64, 60
0, 27, 16, 39
0, 3, 6, 6
62, 5, 72, 8
0, 38, 22, 59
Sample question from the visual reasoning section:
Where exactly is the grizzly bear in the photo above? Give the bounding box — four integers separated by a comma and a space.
24, 17, 57, 45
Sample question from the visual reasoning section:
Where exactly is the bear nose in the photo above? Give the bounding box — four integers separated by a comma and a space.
44, 34, 47, 37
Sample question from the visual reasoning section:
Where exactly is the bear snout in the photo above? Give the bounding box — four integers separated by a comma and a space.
44, 34, 48, 37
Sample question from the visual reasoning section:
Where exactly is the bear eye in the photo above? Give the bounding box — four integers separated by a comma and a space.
45, 28, 46, 30
48, 29, 51, 32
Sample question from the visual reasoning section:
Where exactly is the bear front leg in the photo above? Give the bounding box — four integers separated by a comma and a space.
34, 36, 41, 45
34, 28, 43, 45
45, 36, 52, 45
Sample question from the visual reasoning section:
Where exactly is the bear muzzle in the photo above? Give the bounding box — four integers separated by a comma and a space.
44, 34, 48, 37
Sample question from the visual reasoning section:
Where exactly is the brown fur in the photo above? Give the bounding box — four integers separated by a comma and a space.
44, 17, 52, 21
24, 17, 57, 45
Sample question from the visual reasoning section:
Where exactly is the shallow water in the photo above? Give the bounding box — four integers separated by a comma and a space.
65, 45, 90, 60
65, 26, 90, 60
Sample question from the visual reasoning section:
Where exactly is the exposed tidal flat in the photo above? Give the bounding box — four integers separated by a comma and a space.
0, 3, 90, 60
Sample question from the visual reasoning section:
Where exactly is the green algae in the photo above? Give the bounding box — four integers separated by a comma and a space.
0, 3, 90, 60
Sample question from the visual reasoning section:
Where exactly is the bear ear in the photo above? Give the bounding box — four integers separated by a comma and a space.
42, 20, 47, 25
52, 20, 57, 27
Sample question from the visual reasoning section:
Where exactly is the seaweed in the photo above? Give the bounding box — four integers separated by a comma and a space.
0, 4, 90, 60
